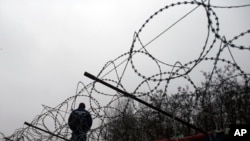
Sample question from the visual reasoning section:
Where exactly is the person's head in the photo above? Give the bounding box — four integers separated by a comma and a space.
78, 103, 85, 109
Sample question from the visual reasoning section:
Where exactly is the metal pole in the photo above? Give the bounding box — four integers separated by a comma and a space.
4, 137, 13, 141
84, 72, 208, 136
24, 122, 70, 141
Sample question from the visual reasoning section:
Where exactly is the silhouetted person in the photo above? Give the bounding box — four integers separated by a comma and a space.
68, 103, 92, 141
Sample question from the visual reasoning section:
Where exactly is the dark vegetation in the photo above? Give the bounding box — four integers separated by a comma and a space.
100, 65, 250, 141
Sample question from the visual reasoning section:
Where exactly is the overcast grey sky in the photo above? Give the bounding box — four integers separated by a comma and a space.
1, 0, 250, 136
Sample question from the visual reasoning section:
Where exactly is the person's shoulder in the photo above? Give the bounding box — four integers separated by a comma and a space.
85, 109, 91, 114
70, 109, 83, 115
71, 109, 78, 113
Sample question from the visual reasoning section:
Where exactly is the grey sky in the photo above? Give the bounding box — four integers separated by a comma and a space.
0, 0, 250, 136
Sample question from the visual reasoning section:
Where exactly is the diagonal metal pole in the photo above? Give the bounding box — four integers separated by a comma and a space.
24, 122, 70, 141
4, 137, 13, 141
84, 72, 208, 136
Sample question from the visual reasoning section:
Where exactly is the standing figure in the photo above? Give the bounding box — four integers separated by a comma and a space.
68, 103, 92, 141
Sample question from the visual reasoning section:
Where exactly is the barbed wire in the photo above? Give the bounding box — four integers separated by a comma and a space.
2, 0, 250, 140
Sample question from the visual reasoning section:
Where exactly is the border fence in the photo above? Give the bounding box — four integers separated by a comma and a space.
1, 0, 250, 140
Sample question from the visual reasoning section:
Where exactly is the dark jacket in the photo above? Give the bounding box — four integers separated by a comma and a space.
68, 107, 92, 134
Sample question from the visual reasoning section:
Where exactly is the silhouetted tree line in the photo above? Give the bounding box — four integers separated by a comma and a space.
100, 65, 250, 141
